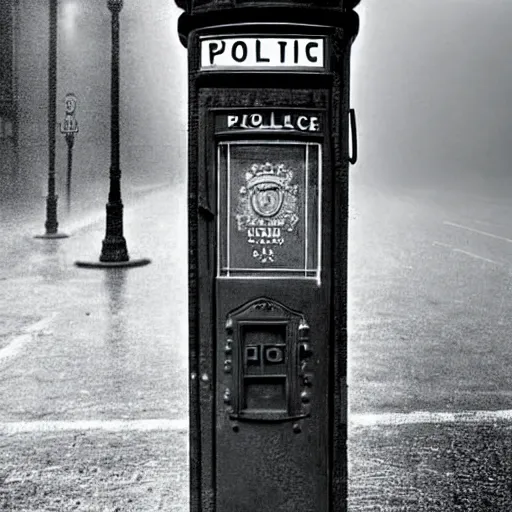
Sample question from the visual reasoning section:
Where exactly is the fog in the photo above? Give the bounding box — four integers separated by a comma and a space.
8, 0, 187, 213
5, 0, 512, 211
352, 0, 512, 195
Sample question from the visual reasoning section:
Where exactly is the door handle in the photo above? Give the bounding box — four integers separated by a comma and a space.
349, 107, 358, 165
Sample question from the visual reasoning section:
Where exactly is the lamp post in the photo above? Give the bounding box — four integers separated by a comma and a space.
75, 0, 150, 268
35, 0, 68, 239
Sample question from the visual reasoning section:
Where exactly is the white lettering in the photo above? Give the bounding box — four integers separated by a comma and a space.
270, 112, 282, 129
297, 116, 309, 131
227, 115, 238, 128
225, 112, 321, 132
250, 114, 263, 127
247, 227, 282, 240
283, 115, 294, 129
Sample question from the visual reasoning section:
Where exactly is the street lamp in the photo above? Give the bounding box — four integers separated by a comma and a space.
75, 0, 150, 268
35, 0, 68, 239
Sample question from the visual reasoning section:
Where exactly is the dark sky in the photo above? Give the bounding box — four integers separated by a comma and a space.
352, 0, 512, 189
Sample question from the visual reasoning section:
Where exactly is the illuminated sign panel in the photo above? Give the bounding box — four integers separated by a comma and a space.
217, 140, 321, 281
200, 36, 326, 71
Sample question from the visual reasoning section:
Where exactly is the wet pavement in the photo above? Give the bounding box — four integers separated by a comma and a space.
1, 429, 188, 511
0, 182, 189, 510
349, 178, 512, 414
349, 421, 512, 511
348, 174, 512, 510
4, 172, 512, 509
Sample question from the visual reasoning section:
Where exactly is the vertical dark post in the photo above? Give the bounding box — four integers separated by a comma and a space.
100, 0, 128, 262
75, 0, 150, 268
59, 93, 78, 214
46, 0, 58, 232
65, 133, 74, 213
36, 0, 68, 239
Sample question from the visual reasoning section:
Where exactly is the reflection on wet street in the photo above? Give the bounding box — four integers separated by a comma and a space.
0, 185, 188, 422
104, 269, 129, 395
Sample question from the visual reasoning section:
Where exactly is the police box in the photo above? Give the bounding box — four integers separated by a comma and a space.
176, 7, 359, 511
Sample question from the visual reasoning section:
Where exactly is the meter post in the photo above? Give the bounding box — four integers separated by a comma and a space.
65, 132, 74, 214
60, 93, 79, 214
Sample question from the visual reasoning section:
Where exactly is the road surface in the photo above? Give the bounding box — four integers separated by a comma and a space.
349, 174, 512, 510
0, 183, 189, 511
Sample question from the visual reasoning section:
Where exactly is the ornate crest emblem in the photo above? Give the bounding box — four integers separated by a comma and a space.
235, 162, 299, 263
251, 183, 283, 218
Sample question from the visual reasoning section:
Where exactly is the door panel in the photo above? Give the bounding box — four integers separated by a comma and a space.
215, 285, 330, 512
214, 124, 332, 511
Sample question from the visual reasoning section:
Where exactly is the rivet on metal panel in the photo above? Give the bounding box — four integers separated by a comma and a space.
201, 373, 209, 382
293, 423, 302, 434
190, 372, 197, 380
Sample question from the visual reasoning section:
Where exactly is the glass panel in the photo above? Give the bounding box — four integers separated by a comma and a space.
218, 141, 321, 280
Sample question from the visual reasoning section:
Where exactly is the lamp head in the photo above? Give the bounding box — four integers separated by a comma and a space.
107, 0, 123, 13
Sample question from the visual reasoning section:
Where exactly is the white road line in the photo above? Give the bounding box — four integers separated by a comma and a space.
434, 240, 501, 264
0, 313, 58, 363
444, 220, 512, 244
350, 409, 512, 427
452, 247, 501, 265
432, 241, 501, 265
0, 418, 188, 434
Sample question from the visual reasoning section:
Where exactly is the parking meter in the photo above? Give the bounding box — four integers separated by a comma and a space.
175, 1, 360, 510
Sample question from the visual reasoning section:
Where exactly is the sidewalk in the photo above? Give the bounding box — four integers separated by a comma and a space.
0, 183, 190, 511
